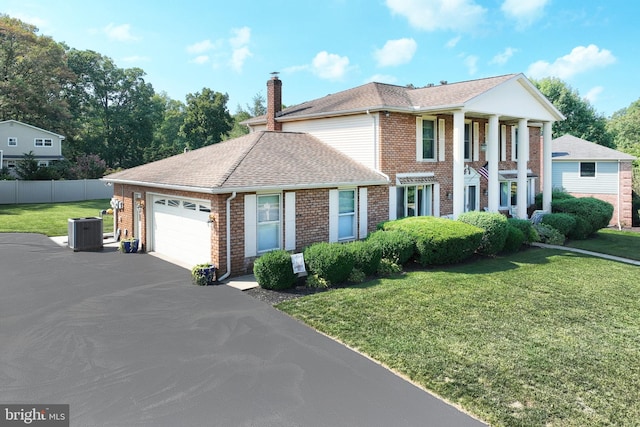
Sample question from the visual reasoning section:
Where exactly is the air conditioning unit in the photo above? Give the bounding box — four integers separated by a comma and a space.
68, 217, 103, 251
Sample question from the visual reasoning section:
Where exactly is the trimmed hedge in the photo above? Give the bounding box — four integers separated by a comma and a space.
346, 240, 382, 276
507, 218, 539, 244
458, 211, 509, 256
304, 242, 354, 285
540, 213, 577, 237
381, 217, 483, 266
502, 225, 525, 254
253, 250, 297, 290
535, 189, 575, 209
552, 197, 613, 238
366, 229, 415, 265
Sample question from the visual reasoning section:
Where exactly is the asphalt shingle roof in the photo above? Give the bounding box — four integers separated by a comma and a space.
104, 131, 388, 191
552, 134, 636, 161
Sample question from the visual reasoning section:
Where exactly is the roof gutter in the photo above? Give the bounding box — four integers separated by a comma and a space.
217, 191, 237, 282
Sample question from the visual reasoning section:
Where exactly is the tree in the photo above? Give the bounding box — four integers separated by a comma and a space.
144, 94, 188, 162
68, 153, 107, 179
180, 88, 232, 149
0, 15, 73, 132
533, 77, 613, 147
607, 99, 640, 193
14, 151, 58, 180
226, 92, 266, 140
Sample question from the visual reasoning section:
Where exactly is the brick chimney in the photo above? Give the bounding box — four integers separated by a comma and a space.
266, 74, 282, 131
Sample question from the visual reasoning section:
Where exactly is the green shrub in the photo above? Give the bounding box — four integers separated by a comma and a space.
382, 217, 483, 266
568, 215, 592, 240
377, 258, 403, 275
552, 197, 613, 237
540, 213, 577, 237
533, 223, 565, 245
366, 229, 415, 265
346, 240, 382, 276
253, 250, 297, 290
304, 242, 354, 285
535, 189, 575, 209
502, 225, 525, 254
507, 218, 539, 243
348, 268, 367, 283
458, 211, 509, 256
305, 274, 329, 289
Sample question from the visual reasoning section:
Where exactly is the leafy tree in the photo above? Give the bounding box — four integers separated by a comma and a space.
226, 92, 267, 140
607, 99, 640, 193
14, 151, 39, 180
144, 94, 188, 162
180, 88, 232, 149
68, 153, 107, 179
0, 15, 73, 132
533, 77, 613, 147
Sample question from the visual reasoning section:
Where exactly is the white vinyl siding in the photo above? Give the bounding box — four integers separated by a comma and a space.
283, 115, 376, 169
552, 161, 619, 194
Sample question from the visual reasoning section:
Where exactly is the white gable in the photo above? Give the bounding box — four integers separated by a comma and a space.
465, 76, 562, 122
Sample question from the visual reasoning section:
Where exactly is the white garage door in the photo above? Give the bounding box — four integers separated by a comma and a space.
152, 196, 211, 267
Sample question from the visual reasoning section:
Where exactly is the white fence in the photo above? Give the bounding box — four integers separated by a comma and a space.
0, 179, 112, 204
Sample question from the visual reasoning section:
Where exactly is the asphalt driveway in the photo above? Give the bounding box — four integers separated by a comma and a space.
0, 233, 485, 426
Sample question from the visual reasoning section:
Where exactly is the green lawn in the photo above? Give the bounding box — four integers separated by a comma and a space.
565, 229, 640, 261
0, 199, 113, 236
278, 249, 640, 426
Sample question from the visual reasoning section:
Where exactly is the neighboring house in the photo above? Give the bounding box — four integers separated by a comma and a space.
552, 134, 636, 227
104, 73, 563, 278
0, 120, 65, 173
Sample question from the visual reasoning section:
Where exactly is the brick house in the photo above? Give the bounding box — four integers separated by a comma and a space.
104, 73, 563, 278
552, 134, 636, 227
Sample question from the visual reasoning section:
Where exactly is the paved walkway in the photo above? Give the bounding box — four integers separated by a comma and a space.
532, 243, 640, 266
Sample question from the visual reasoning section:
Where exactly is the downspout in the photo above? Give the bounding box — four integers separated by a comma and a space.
217, 191, 237, 281
617, 160, 622, 230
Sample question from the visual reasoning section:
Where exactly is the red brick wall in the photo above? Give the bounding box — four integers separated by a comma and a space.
379, 112, 542, 214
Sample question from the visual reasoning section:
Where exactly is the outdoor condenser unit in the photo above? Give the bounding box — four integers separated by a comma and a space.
68, 217, 103, 251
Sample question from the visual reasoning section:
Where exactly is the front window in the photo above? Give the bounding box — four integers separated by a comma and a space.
257, 194, 280, 252
396, 185, 433, 218
421, 119, 436, 160
338, 190, 356, 240
580, 162, 596, 177
34, 138, 53, 147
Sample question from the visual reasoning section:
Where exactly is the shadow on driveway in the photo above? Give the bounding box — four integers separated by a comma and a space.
0, 233, 485, 426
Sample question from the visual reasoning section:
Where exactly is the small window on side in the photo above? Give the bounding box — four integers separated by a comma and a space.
580, 162, 596, 177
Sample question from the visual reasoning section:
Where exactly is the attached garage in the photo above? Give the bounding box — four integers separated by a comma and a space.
151, 195, 211, 267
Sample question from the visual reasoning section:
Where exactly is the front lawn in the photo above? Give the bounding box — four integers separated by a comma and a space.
565, 228, 640, 261
0, 199, 113, 236
278, 248, 640, 426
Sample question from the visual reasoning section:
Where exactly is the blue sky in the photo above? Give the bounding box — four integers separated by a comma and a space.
4, 0, 638, 117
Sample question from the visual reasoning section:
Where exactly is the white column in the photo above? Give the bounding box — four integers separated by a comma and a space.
542, 121, 553, 212
452, 111, 465, 218
516, 118, 529, 218
488, 115, 500, 212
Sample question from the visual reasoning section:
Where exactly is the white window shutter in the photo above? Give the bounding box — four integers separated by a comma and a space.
416, 117, 423, 161
388, 186, 397, 220
473, 121, 480, 161
329, 189, 339, 242
438, 119, 446, 161
285, 192, 296, 250
358, 187, 368, 239
433, 183, 441, 217
244, 194, 257, 257
501, 125, 507, 161
511, 126, 517, 161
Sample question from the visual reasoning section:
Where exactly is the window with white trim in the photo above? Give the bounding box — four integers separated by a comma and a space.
257, 194, 281, 252
35, 138, 53, 147
464, 122, 472, 161
338, 190, 356, 240
37, 161, 49, 167
580, 162, 596, 177
6, 160, 16, 169
417, 117, 438, 161
396, 185, 434, 218
8, 137, 17, 147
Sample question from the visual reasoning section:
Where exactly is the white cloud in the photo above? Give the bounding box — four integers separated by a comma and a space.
386, 0, 487, 33
374, 38, 417, 67
464, 55, 478, 75
490, 47, 518, 65
501, 0, 549, 30
228, 27, 252, 72
187, 39, 218, 54
585, 86, 604, 104
527, 44, 616, 79
312, 51, 350, 80
282, 64, 310, 74
367, 74, 399, 84
446, 36, 462, 48
104, 23, 138, 42
190, 55, 210, 65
